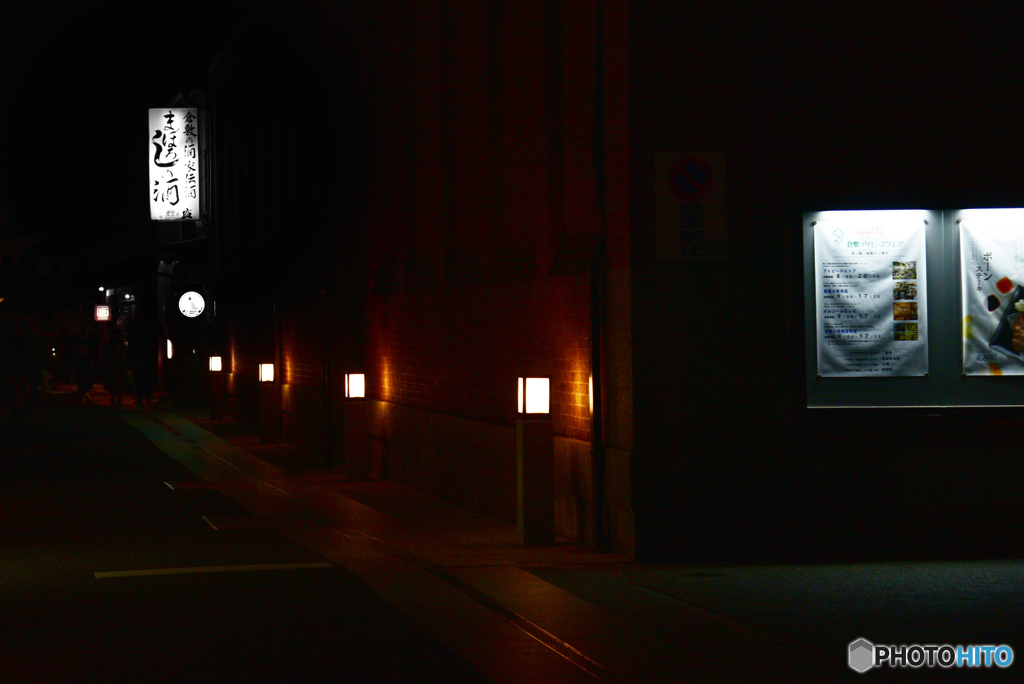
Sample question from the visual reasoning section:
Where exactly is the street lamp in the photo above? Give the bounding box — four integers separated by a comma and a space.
516, 375, 554, 546
345, 373, 365, 399
259, 363, 275, 383
517, 377, 550, 415
208, 356, 225, 419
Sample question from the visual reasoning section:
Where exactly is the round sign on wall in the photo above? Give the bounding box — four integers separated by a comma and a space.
179, 291, 205, 318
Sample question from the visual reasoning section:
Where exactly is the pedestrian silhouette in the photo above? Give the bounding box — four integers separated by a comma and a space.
75, 327, 98, 403
104, 328, 128, 407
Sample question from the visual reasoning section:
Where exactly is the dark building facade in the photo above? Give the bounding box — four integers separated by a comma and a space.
150, 1, 1024, 563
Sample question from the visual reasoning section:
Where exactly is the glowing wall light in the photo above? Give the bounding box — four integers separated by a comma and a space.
345, 373, 365, 399
149, 107, 200, 222
167, 339, 173, 359
259, 363, 275, 383
517, 377, 550, 415
209, 356, 222, 372
95, 305, 111, 322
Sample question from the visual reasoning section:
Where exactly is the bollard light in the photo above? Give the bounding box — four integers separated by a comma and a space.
345, 373, 365, 399
259, 363, 275, 383
517, 377, 550, 415
209, 356, 222, 372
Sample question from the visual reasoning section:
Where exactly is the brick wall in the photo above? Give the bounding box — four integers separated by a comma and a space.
207, 0, 632, 551
360, 0, 631, 549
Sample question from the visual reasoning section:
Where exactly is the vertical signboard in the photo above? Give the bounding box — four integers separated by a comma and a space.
813, 211, 929, 376
655, 153, 727, 259
149, 108, 200, 221
960, 209, 1024, 376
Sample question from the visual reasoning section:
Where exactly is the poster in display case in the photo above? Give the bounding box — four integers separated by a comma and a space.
813, 211, 929, 377
960, 209, 1024, 376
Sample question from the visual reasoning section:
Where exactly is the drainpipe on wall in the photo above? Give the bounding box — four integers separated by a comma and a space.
319, 143, 333, 470
590, 0, 608, 549
590, 240, 607, 549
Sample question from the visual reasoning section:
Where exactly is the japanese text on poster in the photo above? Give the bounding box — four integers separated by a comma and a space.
149, 108, 199, 221
814, 212, 928, 376
960, 211, 1024, 376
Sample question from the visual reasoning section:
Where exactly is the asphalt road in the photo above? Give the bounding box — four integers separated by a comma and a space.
0, 402, 487, 683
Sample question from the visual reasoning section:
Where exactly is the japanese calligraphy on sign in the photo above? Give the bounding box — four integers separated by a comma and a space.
813, 211, 929, 377
148, 108, 199, 221
959, 210, 1024, 376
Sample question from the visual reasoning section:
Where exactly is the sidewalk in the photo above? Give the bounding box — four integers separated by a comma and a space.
110, 399, 859, 684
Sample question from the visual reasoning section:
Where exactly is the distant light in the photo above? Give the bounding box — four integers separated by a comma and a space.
125, 293, 131, 300
259, 363, 275, 383
518, 377, 550, 415
98, 286, 105, 292
167, 339, 173, 359
345, 373, 365, 399
209, 356, 222, 372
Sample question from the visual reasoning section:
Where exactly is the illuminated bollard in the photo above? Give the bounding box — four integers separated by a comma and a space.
344, 374, 370, 481
258, 363, 280, 443
208, 356, 224, 420
517, 377, 554, 546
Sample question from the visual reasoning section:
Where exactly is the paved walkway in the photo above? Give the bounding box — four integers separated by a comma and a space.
31, 385, 1024, 683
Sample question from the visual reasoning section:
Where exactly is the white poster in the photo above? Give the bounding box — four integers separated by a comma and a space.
149, 108, 200, 221
814, 211, 929, 376
960, 210, 1024, 375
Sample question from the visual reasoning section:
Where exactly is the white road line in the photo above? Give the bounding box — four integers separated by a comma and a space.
94, 562, 333, 579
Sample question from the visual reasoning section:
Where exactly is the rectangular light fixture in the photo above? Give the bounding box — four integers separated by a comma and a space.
95, 305, 111, 322
345, 373, 365, 399
518, 377, 550, 415
209, 356, 222, 372
167, 339, 173, 359
259, 363, 274, 383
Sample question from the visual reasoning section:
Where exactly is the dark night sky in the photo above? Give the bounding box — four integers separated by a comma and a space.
0, 0, 246, 243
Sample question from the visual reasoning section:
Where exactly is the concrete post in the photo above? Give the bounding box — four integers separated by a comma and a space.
344, 400, 370, 481
209, 372, 225, 420
258, 381, 280, 443
517, 417, 555, 546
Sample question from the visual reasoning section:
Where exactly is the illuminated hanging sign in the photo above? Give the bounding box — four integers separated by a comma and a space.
95, 305, 111, 322
149, 108, 200, 221
178, 291, 205, 318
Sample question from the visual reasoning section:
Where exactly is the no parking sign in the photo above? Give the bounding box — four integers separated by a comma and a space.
655, 153, 727, 259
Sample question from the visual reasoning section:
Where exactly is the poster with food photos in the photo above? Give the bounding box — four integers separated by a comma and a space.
814, 212, 928, 376
960, 212, 1024, 375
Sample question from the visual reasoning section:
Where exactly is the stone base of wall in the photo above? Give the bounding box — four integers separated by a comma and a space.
368, 400, 635, 555
281, 383, 325, 452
